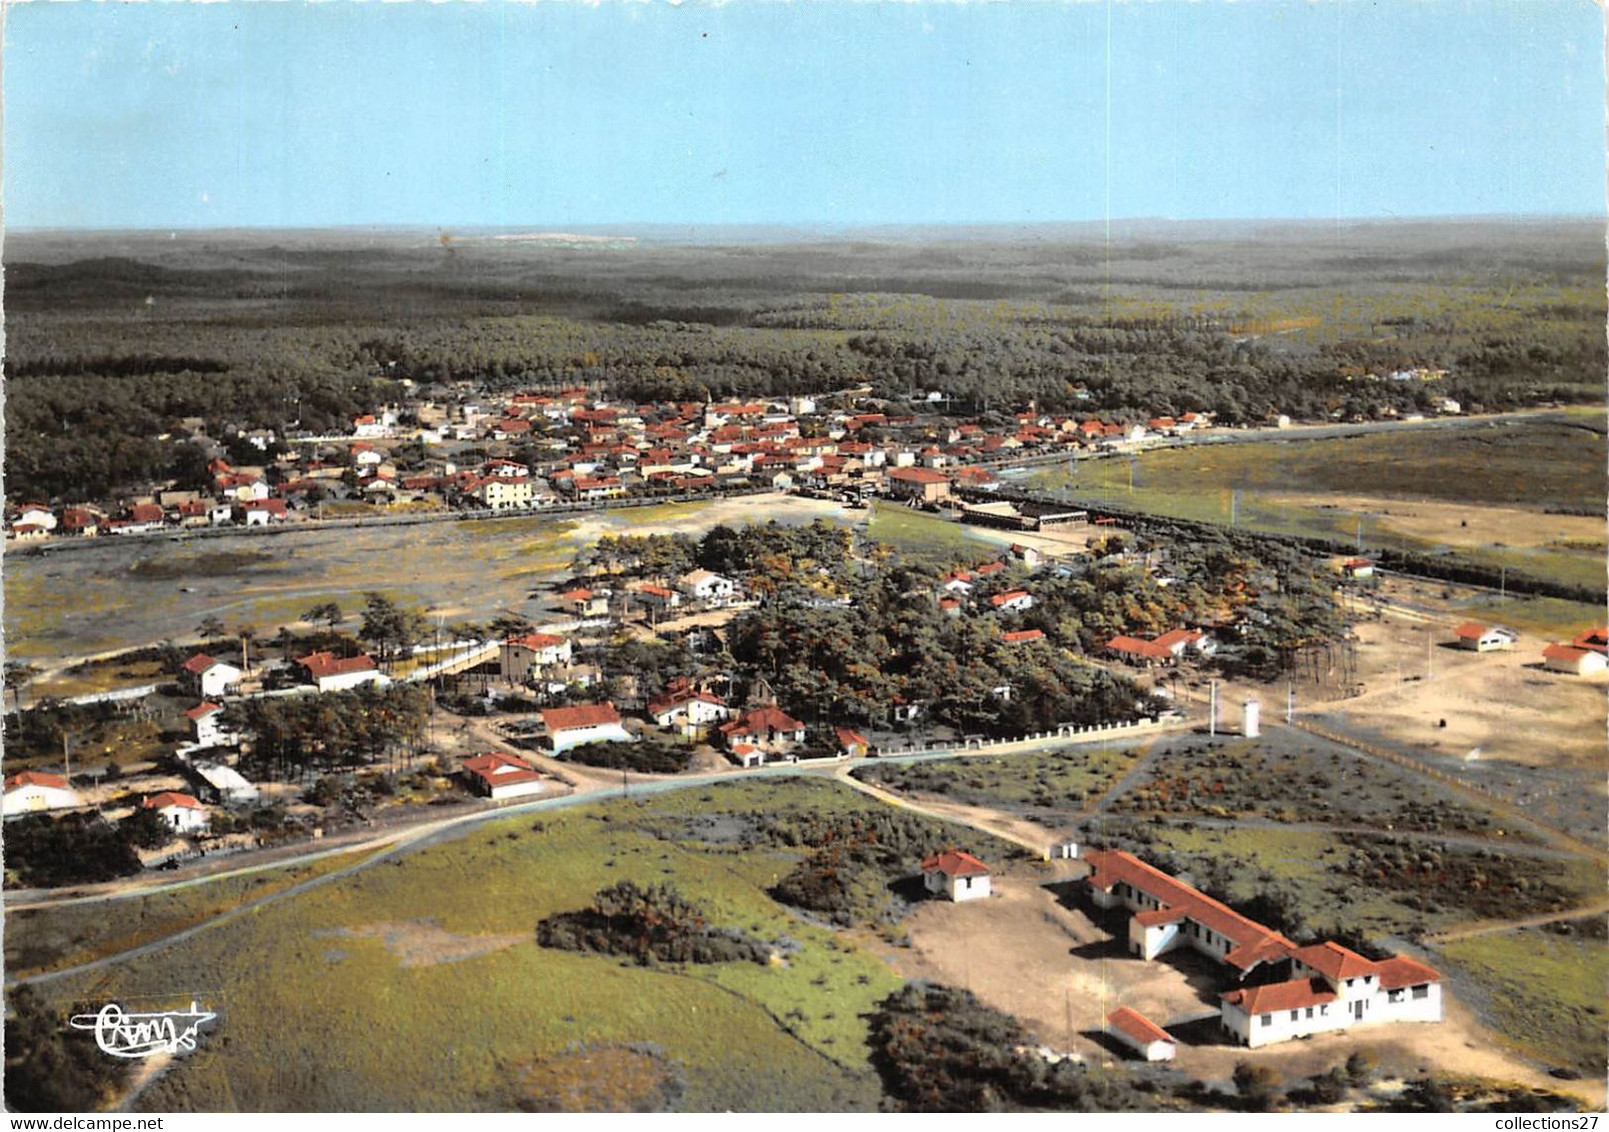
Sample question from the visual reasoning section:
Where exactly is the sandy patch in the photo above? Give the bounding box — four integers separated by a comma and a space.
1274, 492, 1604, 553
897, 872, 1603, 1106
318, 919, 525, 967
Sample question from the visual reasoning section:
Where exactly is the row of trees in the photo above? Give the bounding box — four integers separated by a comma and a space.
223, 684, 431, 782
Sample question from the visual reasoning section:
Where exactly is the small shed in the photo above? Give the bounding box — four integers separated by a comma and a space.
1105, 1006, 1177, 1062
1542, 644, 1608, 677
920, 849, 991, 902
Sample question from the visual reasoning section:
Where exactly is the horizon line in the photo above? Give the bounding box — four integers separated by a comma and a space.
7, 212, 1604, 239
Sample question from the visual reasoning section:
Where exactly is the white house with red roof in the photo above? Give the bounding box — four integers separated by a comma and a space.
988, 590, 1035, 614
181, 654, 243, 699
1451, 623, 1518, 652
142, 791, 210, 834
1542, 643, 1608, 677
294, 651, 387, 693
920, 849, 992, 902
184, 702, 239, 749
647, 682, 731, 735
559, 587, 610, 619
885, 466, 952, 503
500, 633, 573, 683
1105, 1007, 1176, 1062
1221, 944, 1442, 1049
1106, 635, 1174, 668
2, 771, 81, 817
719, 706, 806, 763
541, 703, 633, 754
461, 752, 549, 800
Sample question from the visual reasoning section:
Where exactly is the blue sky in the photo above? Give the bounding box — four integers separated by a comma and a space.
5, 1, 1602, 230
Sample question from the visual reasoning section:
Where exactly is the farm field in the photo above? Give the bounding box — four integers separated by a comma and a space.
1026, 415, 1607, 593
22, 777, 1022, 1113
863, 500, 997, 562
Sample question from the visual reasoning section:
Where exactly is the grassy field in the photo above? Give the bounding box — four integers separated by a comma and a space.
30, 658, 167, 701
29, 777, 999, 1112
4, 845, 383, 978
1454, 595, 1607, 641
1038, 418, 1606, 512
853, 746, 1141, 812
1026, 417, 1606, 592
1435, 926, 1609, 1076
864, 501, 996, 562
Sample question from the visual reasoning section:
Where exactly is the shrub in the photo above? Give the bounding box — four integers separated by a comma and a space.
536, 880, 770, 966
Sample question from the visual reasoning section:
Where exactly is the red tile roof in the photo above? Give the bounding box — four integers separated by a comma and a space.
1152, 628, 1203, 650
921, 849, 990, 877
887, 467, 950, 484
1221, 978, 1336, 1016
506, 632, 566, 651
720, 706, 805, 737
182, 653, 221, 674
1374, 955, 1441, 990
1543, 643, 1595, 663
1290, 941, 1379, 981
462, 751, 544, 790
143, 791, 202, 811
1082, 849, 1294, 970
1453, 622, 1490, 639
835, 727, 870, 750
5, 770, 69, 791
989, 589, 1030, 606
542, 703, 622, 732
1571, 627, 1609, 654
1107, 635, 1174, 662
295, 651, 379, 680
1001, 629, 1044, 643
1106, 1006, 1174, 1047
184, 702, 223, 720
648, 688, 727, 716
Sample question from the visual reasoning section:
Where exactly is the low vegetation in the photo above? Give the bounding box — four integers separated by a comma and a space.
550, 738, 693, 775
852, 746, 1140, 814
536, 881, 773, 966
867, 982, 1161, 1112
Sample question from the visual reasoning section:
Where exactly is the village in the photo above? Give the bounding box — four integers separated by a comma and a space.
6, 440, 1605, 1108
5, 372, 1475, 544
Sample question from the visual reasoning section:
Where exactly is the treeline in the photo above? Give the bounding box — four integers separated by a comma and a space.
223, 684, 431, 782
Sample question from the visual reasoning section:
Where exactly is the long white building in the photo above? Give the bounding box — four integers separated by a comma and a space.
1080, 849, 1443, 1049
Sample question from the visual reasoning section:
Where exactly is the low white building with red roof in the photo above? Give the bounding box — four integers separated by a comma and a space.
181, 654, 243, 699
541, 703, 633, 754
1542, 643, 1609, 677
2, 771, 81, 818
920, 849, 992, 902
835, 727, 871, 758
1105, 1007, 1176, 1062
500, 633, 573, 683
461, 752, 549, 800
648, 683, 732, 735
142, 791, 210, 834
184, 702, 239, 749
719, 706, 806, 764
1221, 944, 1442, 1049
1451, 622, 1517, 652
294, 651, 387, 693
1080, 847, 1443, 1049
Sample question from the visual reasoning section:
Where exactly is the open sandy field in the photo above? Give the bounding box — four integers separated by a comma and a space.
894, 867, 1605, 1106
5, 495, 853, 666
1276, 492, 1604, 557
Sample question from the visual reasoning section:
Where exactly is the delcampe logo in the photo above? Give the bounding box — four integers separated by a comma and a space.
68, 1001, 217, 1059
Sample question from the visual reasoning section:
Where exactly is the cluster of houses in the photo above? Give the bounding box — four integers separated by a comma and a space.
6, 387, 1224, 541
1450, 621, 1609, 678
